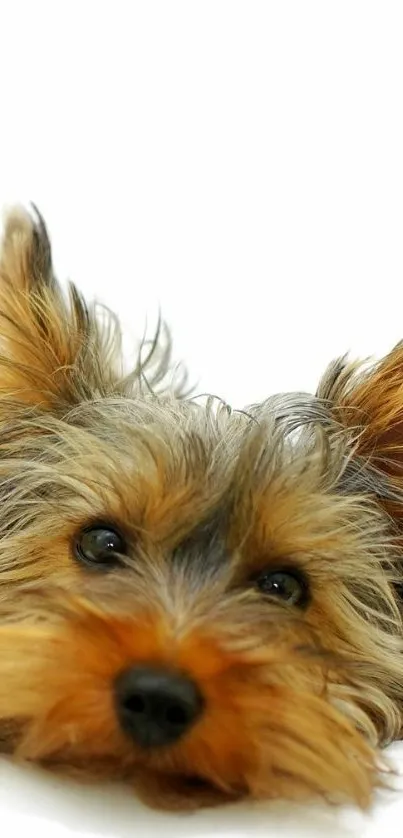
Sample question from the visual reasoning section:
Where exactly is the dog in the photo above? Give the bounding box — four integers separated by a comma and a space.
0, 205, 401, 811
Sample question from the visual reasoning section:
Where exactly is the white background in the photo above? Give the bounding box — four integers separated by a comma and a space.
0, 1, 403, 835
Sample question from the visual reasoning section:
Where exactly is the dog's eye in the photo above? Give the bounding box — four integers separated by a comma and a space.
75, 526, 126, 568
254, 568, 308, 607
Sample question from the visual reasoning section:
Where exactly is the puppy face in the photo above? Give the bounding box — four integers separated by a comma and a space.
0, 208, 401, 810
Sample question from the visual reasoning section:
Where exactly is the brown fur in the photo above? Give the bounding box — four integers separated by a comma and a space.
0, 206, 401, 811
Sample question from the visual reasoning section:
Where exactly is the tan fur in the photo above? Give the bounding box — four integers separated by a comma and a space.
0, 206, 401, 811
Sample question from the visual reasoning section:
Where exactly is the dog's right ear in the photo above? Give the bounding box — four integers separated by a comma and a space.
0, 205, 121, 410
0, 206, 182, 411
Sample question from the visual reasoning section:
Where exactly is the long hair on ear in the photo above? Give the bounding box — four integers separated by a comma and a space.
317, 346, 403, 529
0, 205, 188, 411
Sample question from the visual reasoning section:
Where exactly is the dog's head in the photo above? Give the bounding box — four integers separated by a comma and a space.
0, 207, 401, 810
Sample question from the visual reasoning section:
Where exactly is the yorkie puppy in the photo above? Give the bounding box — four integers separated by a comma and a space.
0, 206, 401, 812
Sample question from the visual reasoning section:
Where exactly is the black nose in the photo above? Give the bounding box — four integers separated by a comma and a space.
115, 666, 203, 748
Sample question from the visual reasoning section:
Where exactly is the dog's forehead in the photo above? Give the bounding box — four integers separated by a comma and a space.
62, 392, 346, 514
59, 390, 351, 494
66, 389, 337, 447
49, 388, 401, 543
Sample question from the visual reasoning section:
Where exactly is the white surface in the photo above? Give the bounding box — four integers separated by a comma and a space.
0, 1, 403, 835
0, 746, 403, 838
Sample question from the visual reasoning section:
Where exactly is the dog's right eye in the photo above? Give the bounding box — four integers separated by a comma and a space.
75, 525, 126, 568
253, 567, 309, 607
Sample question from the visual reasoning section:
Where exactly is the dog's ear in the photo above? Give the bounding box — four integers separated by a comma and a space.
317, 345, 403, 523
0, 206, 181, 411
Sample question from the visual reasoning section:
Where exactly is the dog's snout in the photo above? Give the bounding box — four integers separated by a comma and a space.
114, 666, 203, 748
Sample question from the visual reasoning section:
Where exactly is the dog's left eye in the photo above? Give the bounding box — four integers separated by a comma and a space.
75, 526, 126, 568
254, 568, 308, 607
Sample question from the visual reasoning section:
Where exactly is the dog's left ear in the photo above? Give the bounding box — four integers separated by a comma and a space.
317, 345, 403, 524
0, 206, 180, 411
